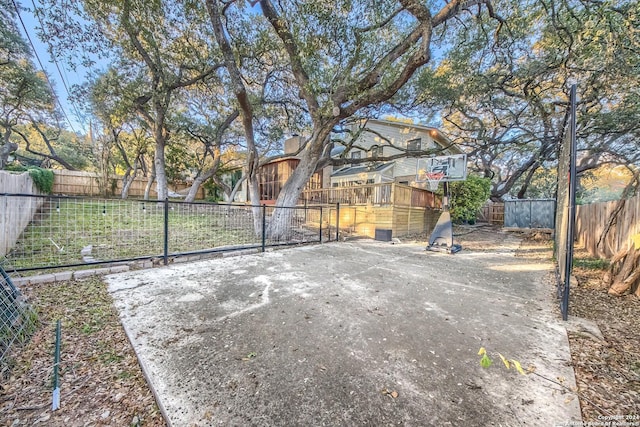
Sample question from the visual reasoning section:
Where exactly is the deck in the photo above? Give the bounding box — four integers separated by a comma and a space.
300, 183, 442, 239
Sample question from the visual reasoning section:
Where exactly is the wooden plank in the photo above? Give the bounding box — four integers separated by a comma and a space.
575, 195, 640, 258
51, 170, 203, 199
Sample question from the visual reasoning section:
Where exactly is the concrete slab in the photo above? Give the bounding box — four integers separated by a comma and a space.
105, 240, 581, 426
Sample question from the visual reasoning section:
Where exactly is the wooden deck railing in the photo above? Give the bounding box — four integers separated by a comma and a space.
300, 183, 440, 208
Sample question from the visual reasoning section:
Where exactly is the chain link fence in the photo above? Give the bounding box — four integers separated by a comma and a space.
1, 262, 37, 366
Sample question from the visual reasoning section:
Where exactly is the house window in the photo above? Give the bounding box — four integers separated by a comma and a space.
351, 151, 362, 159
407, 138, 421, 151
370, 145, 380, 158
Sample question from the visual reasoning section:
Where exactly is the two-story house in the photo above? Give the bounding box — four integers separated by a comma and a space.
219, 118, 462, 203
329, 118, 463, 188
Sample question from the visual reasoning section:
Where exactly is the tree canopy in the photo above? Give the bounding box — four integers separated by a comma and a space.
3, 0, 637, 207
0, 1, 91, 169
411, 0, 640, 200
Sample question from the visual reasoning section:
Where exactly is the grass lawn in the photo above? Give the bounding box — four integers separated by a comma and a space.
7, 199, 259, 271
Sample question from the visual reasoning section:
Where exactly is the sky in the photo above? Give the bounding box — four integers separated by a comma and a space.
14, 0, 92, 134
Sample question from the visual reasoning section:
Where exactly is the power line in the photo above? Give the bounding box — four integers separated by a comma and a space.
29, 0, 87, 132
11, 0, 79, 134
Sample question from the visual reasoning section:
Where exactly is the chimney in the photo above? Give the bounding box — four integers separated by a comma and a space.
284, 135, 303, 156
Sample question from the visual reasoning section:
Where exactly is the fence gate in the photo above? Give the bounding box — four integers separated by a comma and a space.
504, 199, 556, 229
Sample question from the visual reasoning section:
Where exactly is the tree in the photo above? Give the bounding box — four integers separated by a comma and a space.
447, 175, 492, 223
171, 80, 241, 203
411, 0, 640, 200
0, 1, 56, 168
12, 122, 90, 170
206, 0, 304, 233
208, 0, 503, 236
86, 68, 154, 198
39, 0, 224, 199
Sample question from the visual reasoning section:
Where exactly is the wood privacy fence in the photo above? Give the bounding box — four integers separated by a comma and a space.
575, 194, 640, 259
478, 202, 504, 225
0, 171, 43, 257
52, 170, 204, 199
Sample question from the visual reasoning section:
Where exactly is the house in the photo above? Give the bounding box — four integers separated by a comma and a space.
329, 118, 463, 188
220, 118, 462, 205
257, 135, 325, 204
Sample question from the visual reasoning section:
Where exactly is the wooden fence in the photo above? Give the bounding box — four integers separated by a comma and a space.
52, 170, 204, 199
478, 202, 504, 225
575, 194, 640, 259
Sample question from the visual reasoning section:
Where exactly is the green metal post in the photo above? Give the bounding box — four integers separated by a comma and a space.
163, 198, 169, 265
52, 320, 61, 411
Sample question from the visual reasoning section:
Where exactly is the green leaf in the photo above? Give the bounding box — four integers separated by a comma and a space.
480, 354, 493, 368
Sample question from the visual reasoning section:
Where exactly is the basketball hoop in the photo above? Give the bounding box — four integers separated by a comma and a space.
425, 172, 444, 191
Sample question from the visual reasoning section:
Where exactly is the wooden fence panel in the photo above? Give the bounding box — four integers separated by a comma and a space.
575, 195, 640, 259
478, 202, 504, 225
51, 170, 203, 199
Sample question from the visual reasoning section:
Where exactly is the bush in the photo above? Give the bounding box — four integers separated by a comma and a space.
4, 165, 55, 194
447, 175, 492, 223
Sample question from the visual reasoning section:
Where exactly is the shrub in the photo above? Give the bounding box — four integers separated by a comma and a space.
5, 165, 55, 194
447, 175, 492, 223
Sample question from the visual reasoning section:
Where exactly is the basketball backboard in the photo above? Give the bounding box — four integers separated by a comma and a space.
416, 154, 468, 182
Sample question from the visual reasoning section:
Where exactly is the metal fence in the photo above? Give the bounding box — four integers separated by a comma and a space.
1, 194, 339, 273
1, 263, 37, 364
555, 85, 578, 321
504, 199, 556, 229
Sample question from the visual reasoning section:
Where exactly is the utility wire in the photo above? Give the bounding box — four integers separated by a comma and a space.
11, 0, 79, 134
29, 0, 87, 132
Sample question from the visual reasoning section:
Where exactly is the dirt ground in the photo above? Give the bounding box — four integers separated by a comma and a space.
1, 225, 637, 425
1, 277, 165, 427
474, 226, 640, 422
566, 250, 640, 421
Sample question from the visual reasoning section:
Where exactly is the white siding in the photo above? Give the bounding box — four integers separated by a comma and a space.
395, 157, 419, 178
358, 121, 439, 155
349, 120, 446, 181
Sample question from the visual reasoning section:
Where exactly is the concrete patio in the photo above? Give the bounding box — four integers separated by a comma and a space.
105, 238, 581, 426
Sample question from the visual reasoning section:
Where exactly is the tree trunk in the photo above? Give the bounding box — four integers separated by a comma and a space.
154, 138, 168, 200
184, 154, 223, 202
207, 0, 261, 233
184, 177, 202, 203
121, 167, 133, 199
248, 172, 262, 236
0, 141, 18, 169
227, 175, 245, 203
606, 246, 640, 296
516, 162, 539, 199
144, 166, 156, 201
268, 128, 331, 238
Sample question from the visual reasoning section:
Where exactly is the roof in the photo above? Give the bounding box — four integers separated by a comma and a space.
331, 162, 394, 178
359, 118, 463, 154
